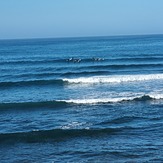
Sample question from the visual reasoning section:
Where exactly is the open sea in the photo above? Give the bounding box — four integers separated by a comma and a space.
0, 35, 163, 163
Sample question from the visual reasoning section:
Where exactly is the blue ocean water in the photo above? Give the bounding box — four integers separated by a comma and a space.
0, 35, 163, 162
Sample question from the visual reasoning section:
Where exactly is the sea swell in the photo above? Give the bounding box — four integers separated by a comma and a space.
1, 56, 163, 65
0, 127, 128, 144
1, 73, 163, 88
0, 94, 163, 110
0, 100, 68, 110
0, 79, 63, 88
63, 74, 163, 84
57, 94, 163, 104
81, 63, 163, 70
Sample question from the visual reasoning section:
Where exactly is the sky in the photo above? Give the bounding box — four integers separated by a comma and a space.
0, 0, 163, 39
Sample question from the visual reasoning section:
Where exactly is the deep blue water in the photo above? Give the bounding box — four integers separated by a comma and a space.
0, 35, 163, 162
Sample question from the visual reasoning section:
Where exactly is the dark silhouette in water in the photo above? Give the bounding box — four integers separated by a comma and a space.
66, 58, 81, 63
92, 57, 104, 61
66, 57, 104, 63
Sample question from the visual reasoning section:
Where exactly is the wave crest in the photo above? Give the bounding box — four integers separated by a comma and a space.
63, 74, 163, 84
0, 94, 163, 110
57, 94, 163, 104
0, 128, 126, 144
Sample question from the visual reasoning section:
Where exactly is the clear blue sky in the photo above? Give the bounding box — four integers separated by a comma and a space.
0, 0, 163, 39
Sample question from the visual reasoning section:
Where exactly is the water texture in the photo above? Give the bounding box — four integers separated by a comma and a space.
0, 35, 163, 162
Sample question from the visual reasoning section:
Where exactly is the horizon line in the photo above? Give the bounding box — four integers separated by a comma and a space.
0, 33, 163, 41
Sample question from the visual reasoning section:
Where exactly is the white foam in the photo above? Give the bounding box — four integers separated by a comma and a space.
150, 93, 163, 100
63, 74, 163, 84
58, 96, 138, 104
57, 94, 163, 104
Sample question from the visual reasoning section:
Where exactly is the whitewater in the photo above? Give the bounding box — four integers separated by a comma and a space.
63, 73, 163, 84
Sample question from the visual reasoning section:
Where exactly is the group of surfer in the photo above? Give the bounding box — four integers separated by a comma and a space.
66, 57, 104, 63
66, 58, 81, 63
92, 57, 104, 61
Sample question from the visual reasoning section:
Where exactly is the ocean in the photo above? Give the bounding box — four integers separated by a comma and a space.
0, 35, 163, 163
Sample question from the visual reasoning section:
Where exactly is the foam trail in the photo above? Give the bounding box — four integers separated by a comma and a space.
63, 74, 163, 84
58, 98, 128, 104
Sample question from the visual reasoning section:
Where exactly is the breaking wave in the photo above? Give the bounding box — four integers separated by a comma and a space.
57, 94, 163, 104
63, 74, 163, 84
1, 94, 163, 110
1, 74, 163, 88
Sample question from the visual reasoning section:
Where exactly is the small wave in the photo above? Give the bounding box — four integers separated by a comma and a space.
62, 70, 110, 77
63, 74, 163, 84
115, 56, 163, 62
0, 58, 73, 65
57, 94, 163, 104
0, 94, 162, 110
79, 63, 163, 71
0, 128, 124, 144
0, 79, 63, 88
0, 100, 68, 110
0, 57, 105, 66
2, 57, 163, 65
